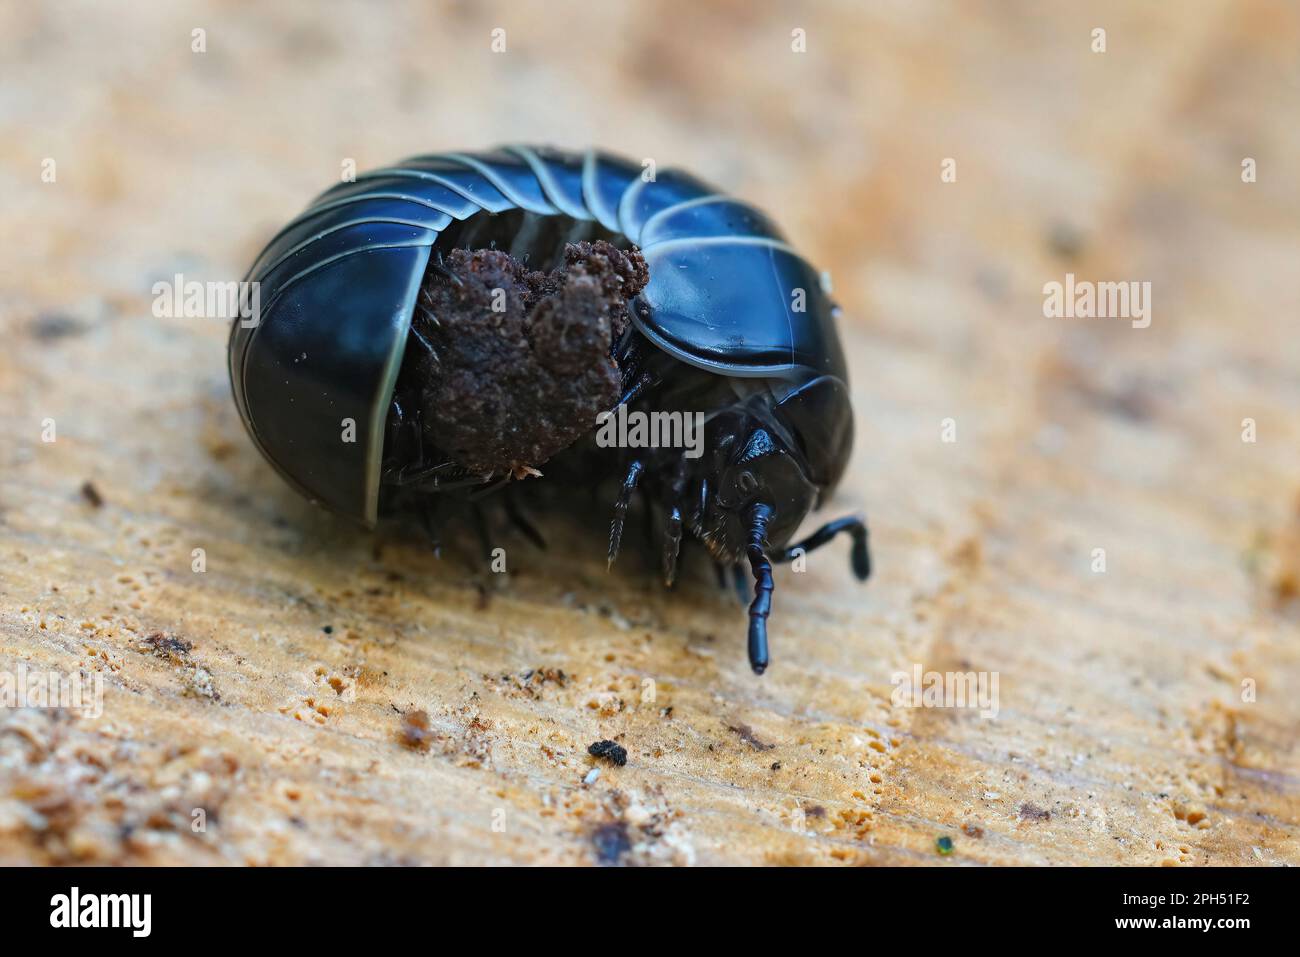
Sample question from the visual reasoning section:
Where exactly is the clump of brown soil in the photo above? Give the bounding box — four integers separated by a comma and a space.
408, 240, 648, 476
399, 709, 435, 752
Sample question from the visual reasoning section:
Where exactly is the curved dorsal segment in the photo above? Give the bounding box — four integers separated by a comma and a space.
233, 146, 849, 526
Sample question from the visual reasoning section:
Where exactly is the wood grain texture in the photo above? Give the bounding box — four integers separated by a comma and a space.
1, 0, 1297, 866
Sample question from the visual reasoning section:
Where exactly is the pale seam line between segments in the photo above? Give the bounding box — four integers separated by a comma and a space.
238, 237, 437, 416
250, 186, 476, 274
241, 239, 437, 524
581, 148, 634, 235
638, 234, 799, 256
365, 257, 428, 527
254, 216, 452, 282
441, 152, 559, 216
616, 175, 651, 242
317, 166, 506, 210
637, 193, 730, 244
504, 145, 593, 220
256, 239, 436, 318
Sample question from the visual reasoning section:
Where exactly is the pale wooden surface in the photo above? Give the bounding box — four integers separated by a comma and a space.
1, 0, 1298, 865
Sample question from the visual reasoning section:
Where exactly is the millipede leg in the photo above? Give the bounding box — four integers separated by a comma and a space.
774, 514, 871, 581
618, 370, 660, 407
662, 505, 683, 587
660, 456, 690, 588
409, 324, 439, 365
391, 460, 489, 490
429, 248, 464, 288
607, 460, 643, 569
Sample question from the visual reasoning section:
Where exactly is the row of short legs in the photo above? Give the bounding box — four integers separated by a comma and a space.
604, 458, 870, 674
416, 462, 870, 675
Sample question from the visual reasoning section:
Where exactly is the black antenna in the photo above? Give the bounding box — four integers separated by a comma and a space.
744, 502, 776, 674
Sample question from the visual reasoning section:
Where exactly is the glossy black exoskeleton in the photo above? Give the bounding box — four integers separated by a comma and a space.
229, 146, 870, 674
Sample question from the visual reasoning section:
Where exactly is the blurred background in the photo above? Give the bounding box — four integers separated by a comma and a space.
1, 1, 1297, 865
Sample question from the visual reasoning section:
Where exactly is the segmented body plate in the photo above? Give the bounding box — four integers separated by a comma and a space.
229, 146, 850, 524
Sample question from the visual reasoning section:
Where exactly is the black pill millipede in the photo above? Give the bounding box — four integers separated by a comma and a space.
228, 145, 870, 674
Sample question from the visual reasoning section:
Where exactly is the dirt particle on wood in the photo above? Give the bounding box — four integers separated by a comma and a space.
28, 312, 85, 341
1019, 802, 1051, 822
1265, 489, 1300, 606
399, 710, 435, 752
587, 739, 627, 766
79, 481, 104, 508
591, 820, 631, 865
728, 723, 776, 751
137, 633, 218, 701
488, 667, 568, 700
141, 632, 193, 663
1046, 220, 1086, 260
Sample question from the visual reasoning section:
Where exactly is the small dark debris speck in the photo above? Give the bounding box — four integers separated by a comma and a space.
399, 710, 435, 752
587, 740, 627, 766
770, 762, 781, 771
1046, 221, 1086, 260
591, 820, 631, 866
29, 312, 85, 341
80, 481, 104, 508
143, 632, 192, 661
322, 625, 334, 634
1019, 802, 1051, 822
728, 723, 776, 751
